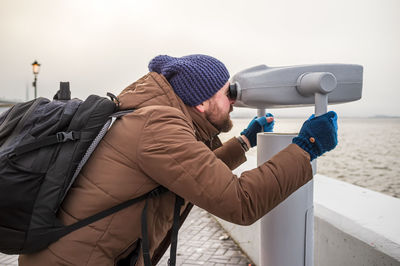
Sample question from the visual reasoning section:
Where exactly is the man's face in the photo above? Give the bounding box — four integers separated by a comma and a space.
204, 82, 235, 133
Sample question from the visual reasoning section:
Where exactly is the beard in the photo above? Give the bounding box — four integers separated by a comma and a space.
205, 103, 233, 133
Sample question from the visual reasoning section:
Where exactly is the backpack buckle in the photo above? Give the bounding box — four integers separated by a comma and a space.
56, 131, 75, 142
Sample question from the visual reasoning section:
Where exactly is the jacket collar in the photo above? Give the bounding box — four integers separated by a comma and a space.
186, 107, 220, 143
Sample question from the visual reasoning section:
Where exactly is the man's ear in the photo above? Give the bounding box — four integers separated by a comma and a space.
195, 101, 208, 113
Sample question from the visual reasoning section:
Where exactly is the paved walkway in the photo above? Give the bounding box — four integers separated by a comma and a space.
0, 206, 253, 265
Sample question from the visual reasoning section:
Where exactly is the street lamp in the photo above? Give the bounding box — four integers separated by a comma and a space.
32, 60, 41, 98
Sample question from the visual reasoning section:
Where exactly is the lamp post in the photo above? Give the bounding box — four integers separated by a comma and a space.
32, 60, 41, 98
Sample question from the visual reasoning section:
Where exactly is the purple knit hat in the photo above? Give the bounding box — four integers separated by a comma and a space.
148, 54, 230, 106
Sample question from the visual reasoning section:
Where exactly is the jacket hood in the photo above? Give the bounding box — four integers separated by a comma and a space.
118, 72, 189, 116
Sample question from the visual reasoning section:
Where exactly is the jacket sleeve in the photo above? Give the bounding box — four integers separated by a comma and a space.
213, 137, 247, 170
138, 109, 312, 225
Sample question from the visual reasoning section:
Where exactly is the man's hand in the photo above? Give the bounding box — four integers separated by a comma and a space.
292, 111, 338, 161
240, 113, 274, 148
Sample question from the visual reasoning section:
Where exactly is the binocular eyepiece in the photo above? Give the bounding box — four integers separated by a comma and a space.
228, 83, 237, 101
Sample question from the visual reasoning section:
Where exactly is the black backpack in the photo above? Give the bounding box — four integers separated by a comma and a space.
0, 82, 179, 264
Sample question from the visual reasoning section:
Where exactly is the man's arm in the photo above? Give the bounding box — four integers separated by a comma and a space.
213, 137, 247, 170
138, 109, 312, 225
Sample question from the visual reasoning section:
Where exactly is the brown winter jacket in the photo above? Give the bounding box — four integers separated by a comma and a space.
19, 72, 312, 266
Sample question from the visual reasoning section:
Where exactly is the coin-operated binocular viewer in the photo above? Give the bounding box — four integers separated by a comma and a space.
229, 64, 363, 266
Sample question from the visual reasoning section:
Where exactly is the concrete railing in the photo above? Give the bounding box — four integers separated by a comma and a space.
215, 156, 400, 266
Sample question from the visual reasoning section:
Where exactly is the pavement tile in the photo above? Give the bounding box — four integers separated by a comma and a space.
228, 257, 241, 264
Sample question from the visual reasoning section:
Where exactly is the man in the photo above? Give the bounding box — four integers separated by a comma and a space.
19, 54, 337, 265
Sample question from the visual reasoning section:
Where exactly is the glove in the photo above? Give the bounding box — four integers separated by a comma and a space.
292, 111, 338, 161
241, 113, 274, 147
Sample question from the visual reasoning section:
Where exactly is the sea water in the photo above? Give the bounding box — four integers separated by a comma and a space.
220, 117, 400, 198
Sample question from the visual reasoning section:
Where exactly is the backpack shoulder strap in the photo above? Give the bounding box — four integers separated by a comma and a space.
168, 195, 184, 266
60, 108, 134, 202
141, 193, 184, 266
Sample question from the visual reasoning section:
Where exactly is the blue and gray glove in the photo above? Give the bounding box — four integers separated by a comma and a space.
241, 113, 274, 147
292, 111, 338, 161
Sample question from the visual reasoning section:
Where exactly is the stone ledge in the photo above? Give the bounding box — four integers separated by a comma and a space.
314, 174, 400, 263
215, 155, 400, 265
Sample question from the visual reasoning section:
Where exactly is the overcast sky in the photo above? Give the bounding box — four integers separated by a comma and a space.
1, 0, 399, 117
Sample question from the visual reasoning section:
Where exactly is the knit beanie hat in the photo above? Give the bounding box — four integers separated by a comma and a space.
148, 54, 230, 106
